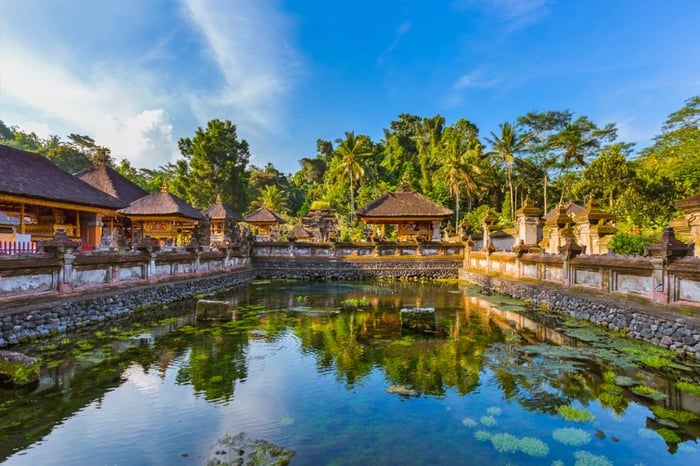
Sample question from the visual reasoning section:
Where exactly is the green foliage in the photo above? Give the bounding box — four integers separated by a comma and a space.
340, 297, 369, 308
654, 428, 682, 444
675, 380, 700, 396
556, 405, 595, 423
177, 119, 250, 211
608, 233, 647, 256
650, 405, 698, 424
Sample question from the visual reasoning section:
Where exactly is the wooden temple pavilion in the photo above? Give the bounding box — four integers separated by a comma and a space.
0, 144, 127, 248
118, 184, 203, 247
202, 198, 244, 247
244, 207, 287, 241
355, 191, 452, 242
76, 164, 149, 248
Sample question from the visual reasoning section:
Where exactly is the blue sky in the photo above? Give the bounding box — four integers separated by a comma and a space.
1, 0, 698, 174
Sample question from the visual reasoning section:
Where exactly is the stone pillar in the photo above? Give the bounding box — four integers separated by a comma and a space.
431, 221, 441, 242
645, 227, 689, 304
573, 198, 616, 255
481, 209, 499, 251
514, 197, 543, 247
42, 231, 81, 294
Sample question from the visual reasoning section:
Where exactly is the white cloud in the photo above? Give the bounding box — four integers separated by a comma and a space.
0, 40, 179, 168
378, 21, 413, 65
181, 0, 302, 138
453, 69, 499, 90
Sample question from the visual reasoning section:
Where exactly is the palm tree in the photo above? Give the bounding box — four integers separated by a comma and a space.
256, 184, 288, 214
438, 122, 482, 227
333, 131, 373, 222
485, 122, 530, 221
549, 117, 617, 203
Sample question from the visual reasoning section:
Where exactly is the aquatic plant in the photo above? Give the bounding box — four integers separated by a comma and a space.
209, 375, 223, 383
518, 437, 550, 457
597, 391, 628, 414
557, 405, 595, 423
654, 428, 681, 443
480, 415, 497, 427
552, 428, 592, 446
650, 405, 698, 424
675, 380, 700, 396
59, 337, 72, 345
205, 432, 295, 466
76, 340, 94, 351
630, 385, 667, 401
340, 297, 369, 308
486, 406, 502, 416
573, 450, 613, 466
279, 415, 294, 426
461, 417, 478, 427
474, 430, 492, 441
490, 433, 520, 453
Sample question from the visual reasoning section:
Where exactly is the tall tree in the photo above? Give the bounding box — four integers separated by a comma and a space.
549, 116, 617, 202
485, 122, 530, 221
517, 110, 572, 212
437, 119, 482, 227
177, 119, 250, 211
637, 95, 700, 199
331, 131, 373, 221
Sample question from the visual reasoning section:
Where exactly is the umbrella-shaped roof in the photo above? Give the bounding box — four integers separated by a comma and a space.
0, 144, 127, 211
244, 207, 287, 225
119, 186, 203, 220
203, 201, 244, 222
76, 165, 148, 204
356, 191, 452, 220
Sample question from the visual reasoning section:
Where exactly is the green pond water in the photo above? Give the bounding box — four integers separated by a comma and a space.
1, 280, 700, 465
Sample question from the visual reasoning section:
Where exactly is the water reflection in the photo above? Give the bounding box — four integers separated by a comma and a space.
1, 280, 699, 464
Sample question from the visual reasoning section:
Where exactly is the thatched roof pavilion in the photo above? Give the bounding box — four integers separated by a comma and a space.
76, 165, 148, 204
203, 199, 244, 246
119, 185, 202, 246
244, 207, 286, 241
356, 191, 452, 242
0, 144, 126, 244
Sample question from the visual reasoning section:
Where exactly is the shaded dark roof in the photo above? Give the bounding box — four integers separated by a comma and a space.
356, 191, 452, 219
76, 165, 148, 204
543, 202, 584, 221
0, 144, 127, 210
244, 207, 287, 224
288, 224, 312, 239
119, 191, 203, 220
203, 201, 244, 222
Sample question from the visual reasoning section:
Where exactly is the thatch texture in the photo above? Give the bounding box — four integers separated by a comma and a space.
76, 165, 148, 204
356, 191, 452, 219
119, 191, 203, 220
0, 144, 126, 209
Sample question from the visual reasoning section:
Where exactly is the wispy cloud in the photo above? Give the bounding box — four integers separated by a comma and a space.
378, 21, 412, 65
181, 0, 303, 140
453, 0, 550, 31
0, 41, 178, 168
444, 68, 499, 107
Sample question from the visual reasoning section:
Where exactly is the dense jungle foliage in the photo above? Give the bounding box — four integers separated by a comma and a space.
1, 96, 698, 244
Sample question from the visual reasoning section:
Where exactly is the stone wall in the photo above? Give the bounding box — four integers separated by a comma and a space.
458, 269, 700, 359
0, 268, 255, 345
253, 257, 462, 280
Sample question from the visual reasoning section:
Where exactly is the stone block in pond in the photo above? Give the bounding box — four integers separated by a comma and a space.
0, 350, 39, 386
400, 307, 437, 334
196, 299, 235, 321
